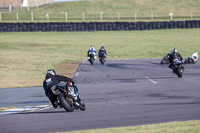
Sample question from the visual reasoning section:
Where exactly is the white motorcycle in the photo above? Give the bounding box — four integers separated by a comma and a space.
88, 52, 96, 65
184, 52, 198, 64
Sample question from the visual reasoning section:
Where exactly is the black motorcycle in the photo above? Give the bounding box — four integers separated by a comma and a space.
99, 53, 106, 65
52, 81, 86, 112
88, 52, 96, 65
160, 56, 169, 64
172, 58, 184, 78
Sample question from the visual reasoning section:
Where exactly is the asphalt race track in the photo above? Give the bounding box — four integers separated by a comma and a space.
0, 59, 200, 133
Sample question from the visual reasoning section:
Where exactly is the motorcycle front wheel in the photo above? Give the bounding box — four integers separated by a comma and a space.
160, 59, 165, 64
90, 58, 94, 65
184, 59, 188, 64
176, 67, 182, 78
100, 57, 104, 65
79, 100, 86, 111
58, 93, 74, 112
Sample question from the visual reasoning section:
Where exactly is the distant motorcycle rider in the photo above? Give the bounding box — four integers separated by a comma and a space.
168, 49, 183, 72
87, 45, 97, 59
98, 46, 107, 60
166, 50, 173, 59
43, 69, 76, 108
160, 50, 174, 64
190, 51, 199, 63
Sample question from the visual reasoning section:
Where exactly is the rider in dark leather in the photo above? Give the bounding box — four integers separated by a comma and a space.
168, 49, 183, 72
43, 69, 74, 108
98, 46, 107, 60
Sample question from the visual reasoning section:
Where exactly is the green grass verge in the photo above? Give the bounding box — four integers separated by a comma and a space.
0, 29, 200, 88
1, 0, 200, 22
37, 0, 200, 14
3, 0, 200, 14
56, 120, 200, 133
0, 107, 15, 111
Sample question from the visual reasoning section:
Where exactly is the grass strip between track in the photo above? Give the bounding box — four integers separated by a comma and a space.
56, 120, 200, 133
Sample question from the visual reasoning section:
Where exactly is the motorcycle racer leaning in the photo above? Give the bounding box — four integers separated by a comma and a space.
190, 51, 199, 63
43, 69, 78, 108
168, 49, 183, 72
87, 45, 97, 59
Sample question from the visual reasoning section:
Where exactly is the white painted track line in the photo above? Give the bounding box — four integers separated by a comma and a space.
0, 105, 51, 115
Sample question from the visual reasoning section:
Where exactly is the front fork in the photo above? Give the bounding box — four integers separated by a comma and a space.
181, 65, 184, 72
73, 84, 81, 100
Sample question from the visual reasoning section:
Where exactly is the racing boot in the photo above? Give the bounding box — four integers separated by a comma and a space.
53, 101, 59, 108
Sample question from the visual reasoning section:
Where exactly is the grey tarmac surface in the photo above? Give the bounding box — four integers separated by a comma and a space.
0, 59, 200, 133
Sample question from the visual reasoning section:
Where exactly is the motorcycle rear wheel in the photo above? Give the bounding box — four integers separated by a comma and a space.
58, 93, 74, 112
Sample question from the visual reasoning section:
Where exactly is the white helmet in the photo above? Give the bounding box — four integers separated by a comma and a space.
172, 49, 177, 53
47, 69, 56, 75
